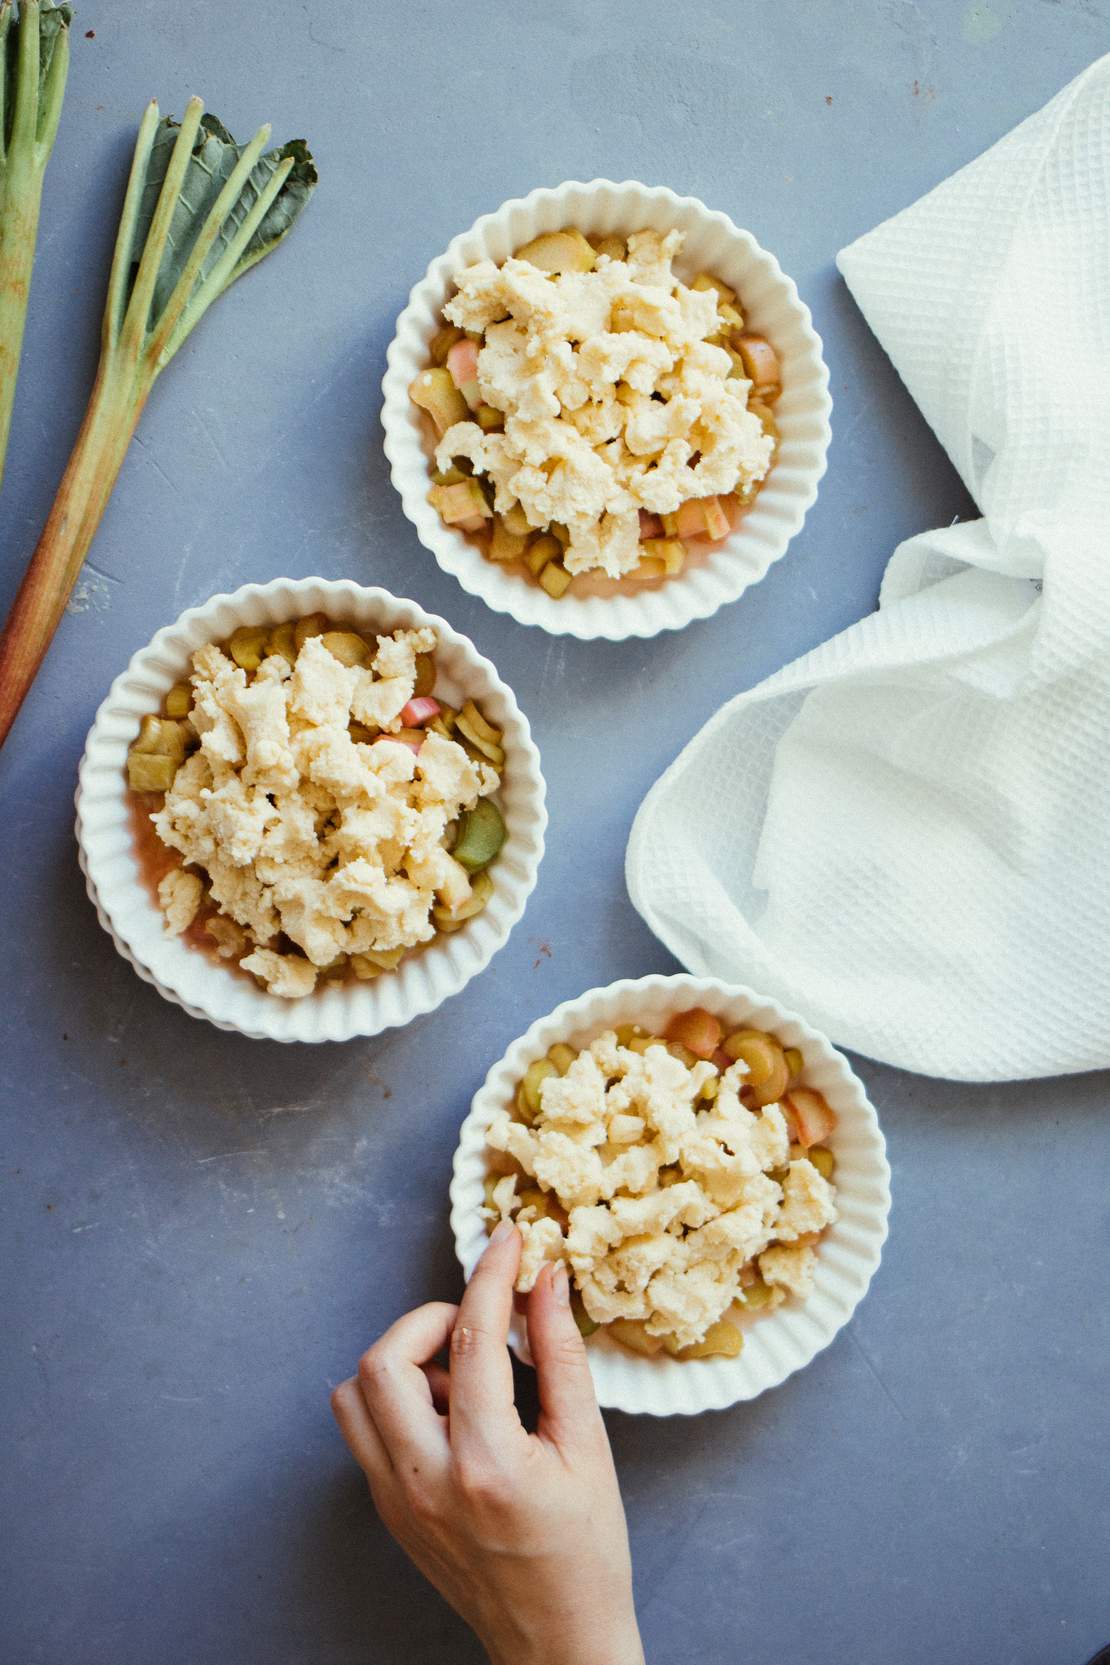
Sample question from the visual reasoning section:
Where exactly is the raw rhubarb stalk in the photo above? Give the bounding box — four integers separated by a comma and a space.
0, 0, 71, 488
0, 97, 317, 747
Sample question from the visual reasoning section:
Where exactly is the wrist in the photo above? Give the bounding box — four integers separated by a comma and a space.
485, 1609, 644, 1665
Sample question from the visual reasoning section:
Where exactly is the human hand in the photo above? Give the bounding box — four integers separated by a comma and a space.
331, 1221, 645, 1665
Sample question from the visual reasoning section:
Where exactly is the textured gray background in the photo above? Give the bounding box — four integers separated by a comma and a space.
2, 2, 1109, 1662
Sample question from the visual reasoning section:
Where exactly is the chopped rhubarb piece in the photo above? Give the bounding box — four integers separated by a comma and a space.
691, 271, 736, 306
525, 534, 560, 577
638, 509, 663, 540
489, 519, 527, 562
675, 496, 729, 541
786, 1089, 838, 1149
376, 731, 424, 755
446, 338, 480, 390
409, 367, 468, 435
430, 324, 465, 365
639, 538, 685, 575
634, 554, 666, 581
515, 229, 596, 274
453, 798, 506, 871
701, 496, 730, 540
736, 335, 780, 392
501, 502, 533, 536
399, 696, 440, 728
675, 498, 709, 538
665, 1008, 722, 1060
428, 479, 492, 526
539, 561, 571, 598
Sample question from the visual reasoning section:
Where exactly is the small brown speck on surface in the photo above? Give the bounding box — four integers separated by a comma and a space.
532, 940, 553, 970
825, 94, 833, 105
85, 28, 95, 37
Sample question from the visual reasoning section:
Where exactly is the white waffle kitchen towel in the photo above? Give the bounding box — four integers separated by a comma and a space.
626, 56, 1110, 1082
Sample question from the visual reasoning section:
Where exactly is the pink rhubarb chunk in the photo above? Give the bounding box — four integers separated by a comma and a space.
786, 1090, 838, 1150
376, 733, 423, 755
446, 338, 480, 390
399, 696, 440, 727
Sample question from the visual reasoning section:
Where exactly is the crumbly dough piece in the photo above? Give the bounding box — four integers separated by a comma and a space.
157, 868, 204, 936
150, 629, 500, 997
239, 948, 318, 1000
759, 1242, 818, 1299
487, 1033, 837, 1349
436, 230, 774, 578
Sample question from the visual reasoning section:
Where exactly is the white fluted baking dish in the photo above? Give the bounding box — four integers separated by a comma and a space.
450, 974, 889, 1415
75, 578, 546, 1043
383, 179, 831, 640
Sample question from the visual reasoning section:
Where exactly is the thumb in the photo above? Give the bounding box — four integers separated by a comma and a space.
526, 1262, 605, 1450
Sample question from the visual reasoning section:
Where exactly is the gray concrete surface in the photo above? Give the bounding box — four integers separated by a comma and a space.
2, 2, 1108, 1661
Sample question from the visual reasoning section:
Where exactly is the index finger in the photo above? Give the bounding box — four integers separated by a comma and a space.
448, 1221, 522, 1455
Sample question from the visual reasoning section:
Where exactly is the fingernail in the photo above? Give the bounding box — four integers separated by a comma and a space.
489, 1220, 516, 1246
552, 1261, 570, 1306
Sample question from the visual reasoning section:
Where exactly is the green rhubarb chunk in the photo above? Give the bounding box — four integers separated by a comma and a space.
691, 272, 736, 305
429, 478, 491, 525
164, 683, 192, 718
452, 797, 505, 872
525, 534, 561, 577
515, 228, 596, 274
539, 561, 572, 598
430, 324, 464, 365
501, 502, 533, 536
410, 367, 468, 435
639, 538, 685, 575
127, 752, 176, 793
489, 519, 528, 562
571, 1289, 599, 1338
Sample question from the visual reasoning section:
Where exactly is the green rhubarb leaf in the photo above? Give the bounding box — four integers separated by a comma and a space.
238, 137, 317, 273
106, 99, 318, 363
134, 116, 310, 317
